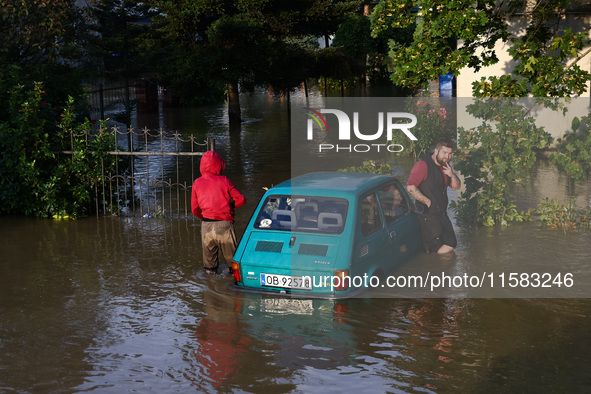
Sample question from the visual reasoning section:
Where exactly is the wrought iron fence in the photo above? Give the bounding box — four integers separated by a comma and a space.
86, 83, 136, 121
61, 126, 213, 219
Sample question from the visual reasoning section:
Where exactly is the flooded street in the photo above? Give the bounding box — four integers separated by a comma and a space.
1, 89, 591, 393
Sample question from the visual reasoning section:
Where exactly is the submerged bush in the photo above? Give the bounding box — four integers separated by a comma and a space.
0, 83, 115, 218
534, 198, 591, 230
338, 160, 393, 175
548, 115, 591, 181
452, 98, 554, 226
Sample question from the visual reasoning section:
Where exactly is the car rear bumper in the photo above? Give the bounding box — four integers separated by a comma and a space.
228, 282, 367, 300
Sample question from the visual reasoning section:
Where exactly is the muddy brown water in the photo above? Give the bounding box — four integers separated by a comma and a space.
1, 89, 591, 393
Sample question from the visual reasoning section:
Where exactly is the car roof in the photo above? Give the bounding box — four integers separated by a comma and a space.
268, 171, 397, 198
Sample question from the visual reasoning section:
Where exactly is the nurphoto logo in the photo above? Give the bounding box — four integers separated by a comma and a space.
304, 107, 418, 153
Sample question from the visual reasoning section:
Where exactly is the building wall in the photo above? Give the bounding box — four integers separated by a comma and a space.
456, 8, 591, 141
457, 10, 591, 99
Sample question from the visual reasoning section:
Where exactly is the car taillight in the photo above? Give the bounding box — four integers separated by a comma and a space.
333, 269, 349, 291
231, 261, 241, 282
333, 302, 349, 323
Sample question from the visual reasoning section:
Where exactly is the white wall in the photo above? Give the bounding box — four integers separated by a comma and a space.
457, 11, 591, 99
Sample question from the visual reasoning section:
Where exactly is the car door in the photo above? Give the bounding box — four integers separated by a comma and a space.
354, 191, 391, 279
376, 180, 418, 265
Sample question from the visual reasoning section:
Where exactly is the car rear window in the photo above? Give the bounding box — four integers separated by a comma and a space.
253, 196, 348, 234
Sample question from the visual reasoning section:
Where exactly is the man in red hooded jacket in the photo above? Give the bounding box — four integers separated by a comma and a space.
191, 151, 246, 274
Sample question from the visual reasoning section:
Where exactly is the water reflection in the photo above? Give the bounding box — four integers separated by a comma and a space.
2, 88, 591, 393
2, 200, 591, 393
188, 288, 252, 391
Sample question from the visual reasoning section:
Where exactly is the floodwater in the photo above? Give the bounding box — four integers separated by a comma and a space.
1, 88, 591, 393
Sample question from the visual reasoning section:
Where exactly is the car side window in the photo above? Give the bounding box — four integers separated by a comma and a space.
377, 183, 409, 224
361, 193, 383, 236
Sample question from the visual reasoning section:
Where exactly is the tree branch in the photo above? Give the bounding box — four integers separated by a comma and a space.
566, 46, 591, 70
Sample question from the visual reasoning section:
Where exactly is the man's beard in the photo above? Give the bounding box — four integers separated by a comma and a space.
435, 153, 448, 167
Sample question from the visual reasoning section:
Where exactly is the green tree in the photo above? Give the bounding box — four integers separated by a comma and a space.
0, 0, 84, 66
451, 98, 554, 226
1, 0, 90, 122
86, 0, 164, 125
0, 83, 54, 216
153, 0, 361, 126
370, 0, 508, 89
0, 83, 113, 218
263, 36, 318, 95
332, 13, 414, 85
0, 1, 117, 217
548, 114, 591, 181
371, 0, 591, 226
370, 0, 591, 97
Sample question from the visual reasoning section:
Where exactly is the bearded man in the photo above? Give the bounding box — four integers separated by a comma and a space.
406, 139, 461, 254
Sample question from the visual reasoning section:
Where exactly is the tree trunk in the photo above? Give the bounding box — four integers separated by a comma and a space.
363, 2, 371, 96
228, 81, 241, 127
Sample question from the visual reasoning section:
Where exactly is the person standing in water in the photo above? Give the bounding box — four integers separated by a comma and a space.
191, 151, 246, 274
406, 139, 461, 254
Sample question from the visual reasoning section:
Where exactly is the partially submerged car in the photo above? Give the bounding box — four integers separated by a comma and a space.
230, 172, 421, 299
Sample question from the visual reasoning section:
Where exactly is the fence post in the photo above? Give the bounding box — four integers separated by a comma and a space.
208, 137, 215, 151
99, 83, 105, 120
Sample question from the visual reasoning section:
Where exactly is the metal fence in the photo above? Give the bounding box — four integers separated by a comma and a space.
61, 126, 213, 219
86, 83, 137, 121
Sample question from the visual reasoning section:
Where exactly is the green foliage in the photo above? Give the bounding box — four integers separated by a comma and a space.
326, 16, 371, 85
85, 0, 164, 124
153, 0, 361, 103
451, 99, 554, 226
0, 0, 85, 66
333, 15, 373, 60
0, 82, 54, 216
474, 25, 591, 97
312, 46, 361, 83
87, 0, 162, 78
548, 115, 591, 181
49, 98, 117, 218
0, 83, 115, 218
0, 0, 96, 217
159, 49, 227, 106
454, 197, 591, 230
390, 99, 454, 159
263, 36, 318, 94
535, 198, 591, 230
370, 0, 508, 88
338, 160, 393, 174
152, 206, 166, 219
453, 100, 591, 227
370, 0, 591, 97
332, 13, 415, 84
370, 1, 591, 227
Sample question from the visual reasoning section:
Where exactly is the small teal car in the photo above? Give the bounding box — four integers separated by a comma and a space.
230, 172, 421, 299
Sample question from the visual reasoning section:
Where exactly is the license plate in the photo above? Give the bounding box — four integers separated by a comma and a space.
260, 273, 312, 290
260, 298, 314, 315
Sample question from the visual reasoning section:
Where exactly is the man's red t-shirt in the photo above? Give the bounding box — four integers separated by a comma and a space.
406, 160, 449, 188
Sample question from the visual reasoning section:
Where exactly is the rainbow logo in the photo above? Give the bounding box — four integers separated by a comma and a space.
304, 107, 328, 131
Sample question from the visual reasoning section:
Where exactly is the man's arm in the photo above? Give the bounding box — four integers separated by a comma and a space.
406, 184, 431, 207
191, 185, 204, 219
442, 164, 461, 190
228, 181, 246, 208
406, 160, 430, 207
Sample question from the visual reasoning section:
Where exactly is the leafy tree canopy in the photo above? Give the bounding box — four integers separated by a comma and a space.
0, 0, 84, 66
151, 0, 362, 102
86, 0, 165, 81
0, 1, 90, 123
370, 0, 591, 97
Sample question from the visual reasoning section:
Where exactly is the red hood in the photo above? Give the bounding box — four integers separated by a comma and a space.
200, 151, 226, 176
